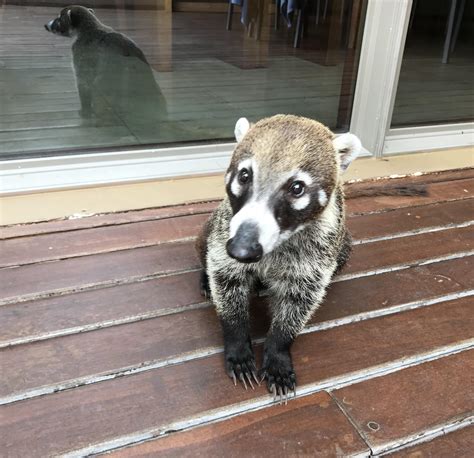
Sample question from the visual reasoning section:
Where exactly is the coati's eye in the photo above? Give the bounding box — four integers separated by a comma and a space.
289, 181, 305, 197
238, 168, 250, 185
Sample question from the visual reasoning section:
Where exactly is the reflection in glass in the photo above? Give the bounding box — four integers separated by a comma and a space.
392, 0, 474, 127
44, 6, 168, 134
0, 1, 367, 158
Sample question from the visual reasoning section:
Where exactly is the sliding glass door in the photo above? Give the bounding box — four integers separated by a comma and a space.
0, 0, 367, 159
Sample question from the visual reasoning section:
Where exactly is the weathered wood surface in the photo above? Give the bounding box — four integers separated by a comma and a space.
387, 425, 474, 457
0, 170, 473, 456
332, 350, 474, 454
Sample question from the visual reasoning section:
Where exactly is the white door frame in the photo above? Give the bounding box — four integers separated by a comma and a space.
350, 0, 473, 157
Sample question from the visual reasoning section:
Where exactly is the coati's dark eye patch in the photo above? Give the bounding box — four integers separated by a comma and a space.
238, 168, 251, 185
289, 181, 305, 197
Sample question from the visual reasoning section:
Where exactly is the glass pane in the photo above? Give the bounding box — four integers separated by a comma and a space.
391, 0, 474, 127
0, 1, 366, 159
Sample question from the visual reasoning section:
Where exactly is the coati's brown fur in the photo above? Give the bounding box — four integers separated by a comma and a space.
197, 115, 427, 401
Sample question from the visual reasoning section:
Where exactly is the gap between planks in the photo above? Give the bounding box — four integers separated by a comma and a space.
61, 341, 474, 457
1, 289, 472, 405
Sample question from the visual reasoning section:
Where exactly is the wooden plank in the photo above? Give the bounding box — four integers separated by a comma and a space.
387, 426, 474, 457
0, 298, 471, 456
346, 177, 474, 216
2, 253, 471, 349
1, 222, 472, 305
348, 198, 474, 241
108, 391, 369, 457
320, 255, 474, 324
342, 225, 473, 276
0, 241, 199, 305
332, 351, 474, 455
0, 201, 219, 239
2, 255, 473, 399
0, 213, 209, 268
1, 198, 472, 268
0, 270, 203, 345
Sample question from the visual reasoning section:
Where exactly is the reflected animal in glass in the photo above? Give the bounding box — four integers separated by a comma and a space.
45, 5, 167, 129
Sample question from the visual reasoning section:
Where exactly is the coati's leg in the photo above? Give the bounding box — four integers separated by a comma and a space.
73, 53, 97, 119
209, 270, 258, 388
262, 277, 330, 399
76, 80, 93, 118
195, 217, 213, 299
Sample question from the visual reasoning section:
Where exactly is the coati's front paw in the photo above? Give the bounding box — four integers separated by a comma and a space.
224, 341, 259, 390
260, 350, 296, 404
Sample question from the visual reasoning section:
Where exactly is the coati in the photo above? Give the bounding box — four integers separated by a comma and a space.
196, 115, 360, 401
44, 6, 167, 128
196, 114, 425, 403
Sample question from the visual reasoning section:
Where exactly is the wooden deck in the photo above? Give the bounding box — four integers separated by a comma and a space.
1, 169, 473, 456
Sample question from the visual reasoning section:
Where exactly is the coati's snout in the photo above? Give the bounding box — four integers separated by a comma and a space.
226, 222, 263, 263
44, 18, 61, 34
225, 115, 362, 261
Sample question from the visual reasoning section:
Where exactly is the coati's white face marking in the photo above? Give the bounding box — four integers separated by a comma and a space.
289, 171, 314, 211
229, 158, 254, 198
318, 189, 328, 206
291, 194, 310, 210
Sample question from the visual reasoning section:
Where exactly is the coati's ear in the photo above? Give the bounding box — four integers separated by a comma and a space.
234, 117, 251, 143
88, 8, 95, 14
333, 133, 362, 173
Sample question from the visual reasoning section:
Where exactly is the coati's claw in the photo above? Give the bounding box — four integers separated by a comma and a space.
225, 346, 258, 391
270, 384, 277, 401
229, 370, 237, 386
251, 370, 260, 386
239, 373, 248, 390
244, 372, 255, 389
261, 350, 297, 403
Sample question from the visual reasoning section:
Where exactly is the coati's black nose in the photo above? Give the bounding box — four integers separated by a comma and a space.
45, 19, 56, 32
226, 223, 263, 263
